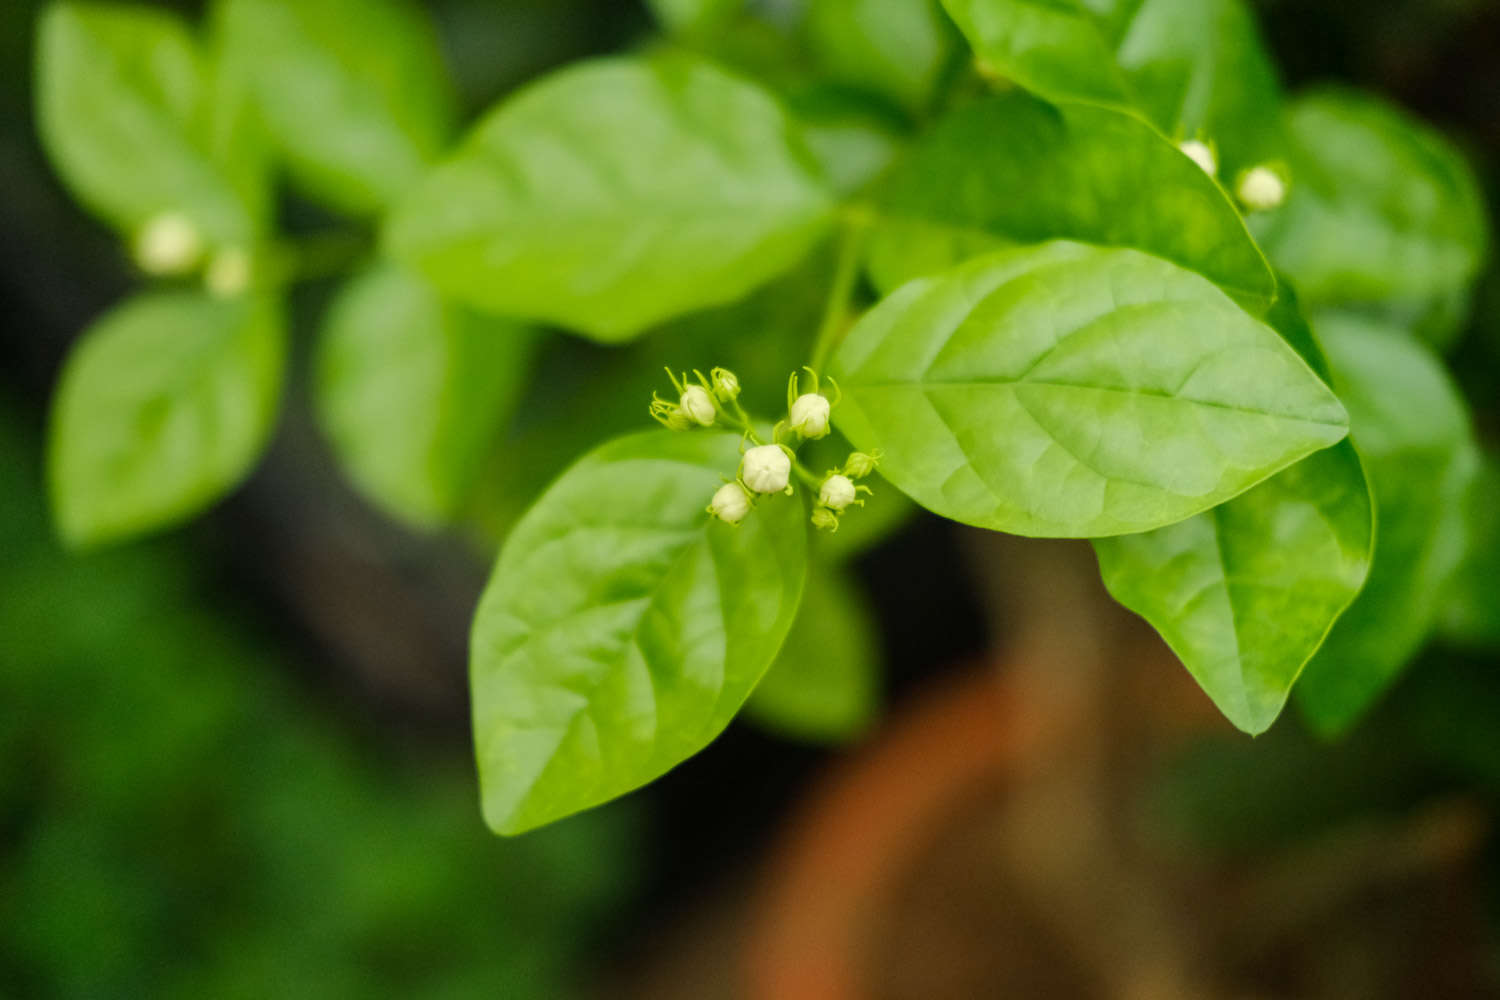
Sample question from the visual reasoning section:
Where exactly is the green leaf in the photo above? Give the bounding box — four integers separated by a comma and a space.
648, 0, 740, 34
36, 2, 264, 244
1095, 442, 1372, 734
1255, 89, 1490, 348
214, 0, 456, 215
48, 292, 285, 548
1295, 314, 1480, 735
1093, 286, 1373, 734
384, 53, 836, 341
865, 93, 1275, 309
940, 0, 1281, 171
806, 0, 959, 116
746, 563, 879, 742
471, 430, 808, 834
832, 241, 1348, 537
1442, 458, 1500, 648
315, 264, 534, 530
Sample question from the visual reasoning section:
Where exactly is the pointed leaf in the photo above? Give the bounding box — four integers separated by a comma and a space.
832, 242, 1348, 537
471, 431, 808, 834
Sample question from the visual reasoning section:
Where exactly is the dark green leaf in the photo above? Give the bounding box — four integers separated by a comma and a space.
940, 0, 1281, 172
37, 2, 265, 244
471, 431, 808, 834
1255, 89, 1489, 348
1095, 441, 1372, 734
865, 93, 1275, 309
806, 0, 959, 116
385, 53, 836, 341
48, 292, 285, 548
1295, 314, 1480, 736
215, 0, 456, 214
832, 241, 1348, 537
746, 564, 879, 742
1441, 458, 1500, 647
315, 264, 534, 529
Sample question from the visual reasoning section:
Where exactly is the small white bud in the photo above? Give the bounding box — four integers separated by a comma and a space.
708, 482, 752, 524
133, 211, 202, 276
789, 393, 831, 439
204, 247, 252, 298
819, 474, 857, 512
742, 444, 791, 494
1178, 139, 1217, 177
1237, 166, 1286, 212
680, 385, 716, 426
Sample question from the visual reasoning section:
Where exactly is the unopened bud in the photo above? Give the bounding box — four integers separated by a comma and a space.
1178, 139, 1217, 177
742, 444, 792, 494
1237, 165, 1286, 212
133, 211, 202, 276
811, 507, 840, 532
789, 393, 831, 439
680, 384, 716, 426
819, 474, 857, 512
707, 482, 752, 524
711, 367, 740, 402
843, 451, 879, 479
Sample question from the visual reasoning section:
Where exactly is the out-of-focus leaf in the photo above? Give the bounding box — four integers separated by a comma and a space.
746, 564, 879, 742
315, 264, 534, 529
1256, 89, 1490, 349
48, 292, 285, 548
215, 0, 456, 214
385, 53, 835, 341
806, 0, 959, 116
1296, 314, 1480, 736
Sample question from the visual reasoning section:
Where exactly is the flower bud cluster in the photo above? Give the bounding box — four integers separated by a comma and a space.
132, 210, 254, 297
651, 366, 878, 532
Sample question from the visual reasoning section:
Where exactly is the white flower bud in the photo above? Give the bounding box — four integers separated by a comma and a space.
1178, 139, 1217, 177
708, 482, 752, 524
680, 385, 716, 426
789, 393, 831, 439
819, 474, 857, 512
742, 444, 791, 494
133, 211, 202, 276
1237, 166, 1286, 212
204, 247, 252, 298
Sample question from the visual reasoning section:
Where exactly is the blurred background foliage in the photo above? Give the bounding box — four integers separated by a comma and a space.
3, 0, 1500, 996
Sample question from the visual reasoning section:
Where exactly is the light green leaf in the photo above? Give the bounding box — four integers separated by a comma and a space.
1096, 442, 1372, 734
940, 0, 1281, 171
315, 264, 534, 530
471, 431, 808, 834
832, 242, 1348, 537
648, 0, 740, 34
1296, 314, 1480, 736
806, 0, 959, 116
385, 53, 836, 341
36, 2, 264, 244
746, 564, 879, 742
214, 0, 456, 215
865, 93, 1275, 309
1255, 89, 1490, 348
48, 292, 285, 548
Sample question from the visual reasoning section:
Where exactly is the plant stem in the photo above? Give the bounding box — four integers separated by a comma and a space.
272, 231, 372, 285
808, 209, 872, 374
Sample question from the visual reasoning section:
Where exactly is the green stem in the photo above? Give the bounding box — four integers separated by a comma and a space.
792, 459, 822, 490
272, 231, 372, 285
808, 210, 872, 374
